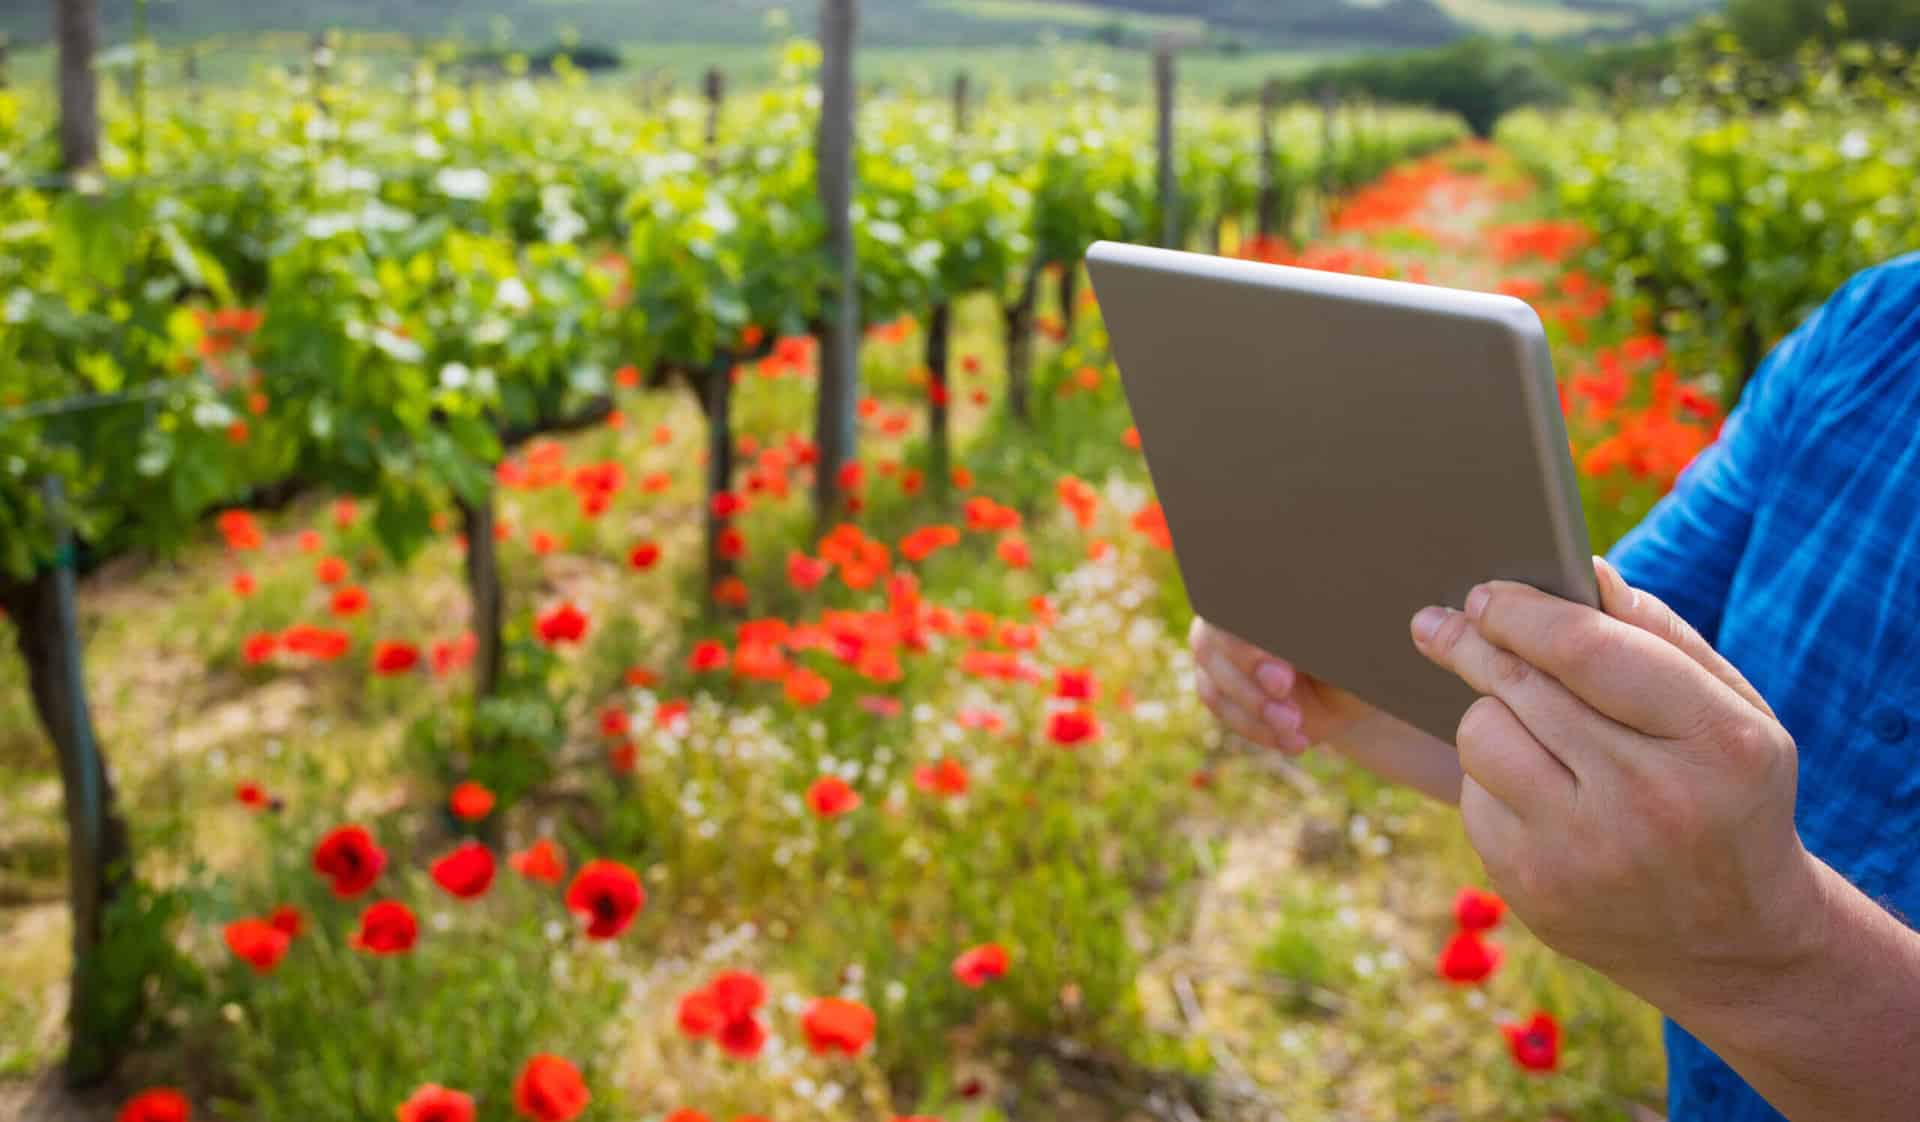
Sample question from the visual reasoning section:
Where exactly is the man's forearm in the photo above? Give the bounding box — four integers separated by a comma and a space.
1654, 852, 1920, 1122
1326, 709, 1464, 804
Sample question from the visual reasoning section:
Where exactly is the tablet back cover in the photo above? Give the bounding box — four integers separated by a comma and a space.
1086, 241, 1595, 745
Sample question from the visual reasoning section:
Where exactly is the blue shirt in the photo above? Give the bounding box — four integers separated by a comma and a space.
1608, 252, 1920, 1120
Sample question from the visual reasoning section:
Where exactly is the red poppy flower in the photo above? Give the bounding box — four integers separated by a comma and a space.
688, 640, 729, 673
787, 551, 831, 591
396, 1084, 476, 1122
677, 987, 723, 1037
625, 666, 659, 688
224, 918, 291, 974
629, 542, 661, 570
230, 570, 256, 598
1122, 426, 1141, 450
350, 900, 418, 955
513, 1054, 590, 1122
565, 859, 645, 939
217, 510, 263, 552
371, 640, 420, 676
598, 706, 630, 739
312, 824, 386, 897
712, 577, 749, 607
510, 838, 568, 883
449, 781, 495, 821
733, 641, 788, 681
716, 1013, 768, 1059
535, 602, 589, 646
800, 996, 875, 1056
1131, 501, 1171, 549
663, 1112, 711, 1122
710, 491, 744, 518
1046, 708, 1100, 748
806, 776, 861, 818
1454, 887, 1506, 932
529, 530, 561, 556
116, 1088, 191, 1122
912, 758, 969, 797
329, 585, 369, 617
315, 556, 348, 585
996, 536, 1031, 569
642, 471, 672, 493
267, 904, 302, 938
1436, 929, 1502, 984
235, 781, 270, 809
952, 942, 1010, 987
655, 699, 691, 730
1501, 1011, 1561, 1072
716, 527, 746, 561
899, 524, 961, 563
281, 624, 352, 661
964, 496, 1020, 532
430, 633, 477, 676
430, 841, 496, 900
1054, 668, 1097, 701
784, 668, 832, 707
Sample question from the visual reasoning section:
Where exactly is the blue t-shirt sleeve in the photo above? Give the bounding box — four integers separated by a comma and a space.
1607, 308, 1829, 645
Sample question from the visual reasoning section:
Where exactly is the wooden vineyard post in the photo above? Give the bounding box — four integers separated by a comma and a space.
0, 33, 11, 90
0, 479, 135, 1086
813, 0, 860, 522
56, 0, 101, 172
1318, 83, 1338, 226
1003, 264, 1037, 423
702, 356, 739, 610
457, 489, 503, 703
922, 71, 967, 499
703, 65, 725, 171
1154, 40, 1178, 249
183, 44, 201, 113
1256, 78, 1278, 243
925, 302, 952, 500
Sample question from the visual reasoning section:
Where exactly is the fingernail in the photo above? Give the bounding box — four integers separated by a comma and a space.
1412, 606, 1446, 642
1464, 584, 1490, 621
1254, 660, 1294, 696
1262, 701, 1301, 733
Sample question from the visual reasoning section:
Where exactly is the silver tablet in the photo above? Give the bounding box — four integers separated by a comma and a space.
1086, 240, 1595, 745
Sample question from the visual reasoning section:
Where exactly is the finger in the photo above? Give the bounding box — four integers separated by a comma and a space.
1191, 617, 1297, 698
1410, 605, 1609, 780
1458, 579, 1749, 742
1592, 556, 1776, 720
1459, 774, 1529, 887
1451, 694, 1576, 820
1198, 638, 1295, 727
1196, 672, 1307, 753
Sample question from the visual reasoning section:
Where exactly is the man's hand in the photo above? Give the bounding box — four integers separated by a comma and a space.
1188, 618, 1380, 754
1409, 556, 1825, 1011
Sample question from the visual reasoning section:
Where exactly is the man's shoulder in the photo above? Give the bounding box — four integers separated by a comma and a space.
1825, 252, 1920, 328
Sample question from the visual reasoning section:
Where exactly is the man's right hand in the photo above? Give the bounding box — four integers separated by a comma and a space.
1188, 617, 1381, 754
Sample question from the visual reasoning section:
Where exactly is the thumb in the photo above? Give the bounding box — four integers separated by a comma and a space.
1592, 555, 1776, 720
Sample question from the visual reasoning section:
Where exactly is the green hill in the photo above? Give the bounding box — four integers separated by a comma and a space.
1, 0, 1714, 52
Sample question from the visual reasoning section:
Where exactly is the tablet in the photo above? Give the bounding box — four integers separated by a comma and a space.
1085, 240, 1595, 745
